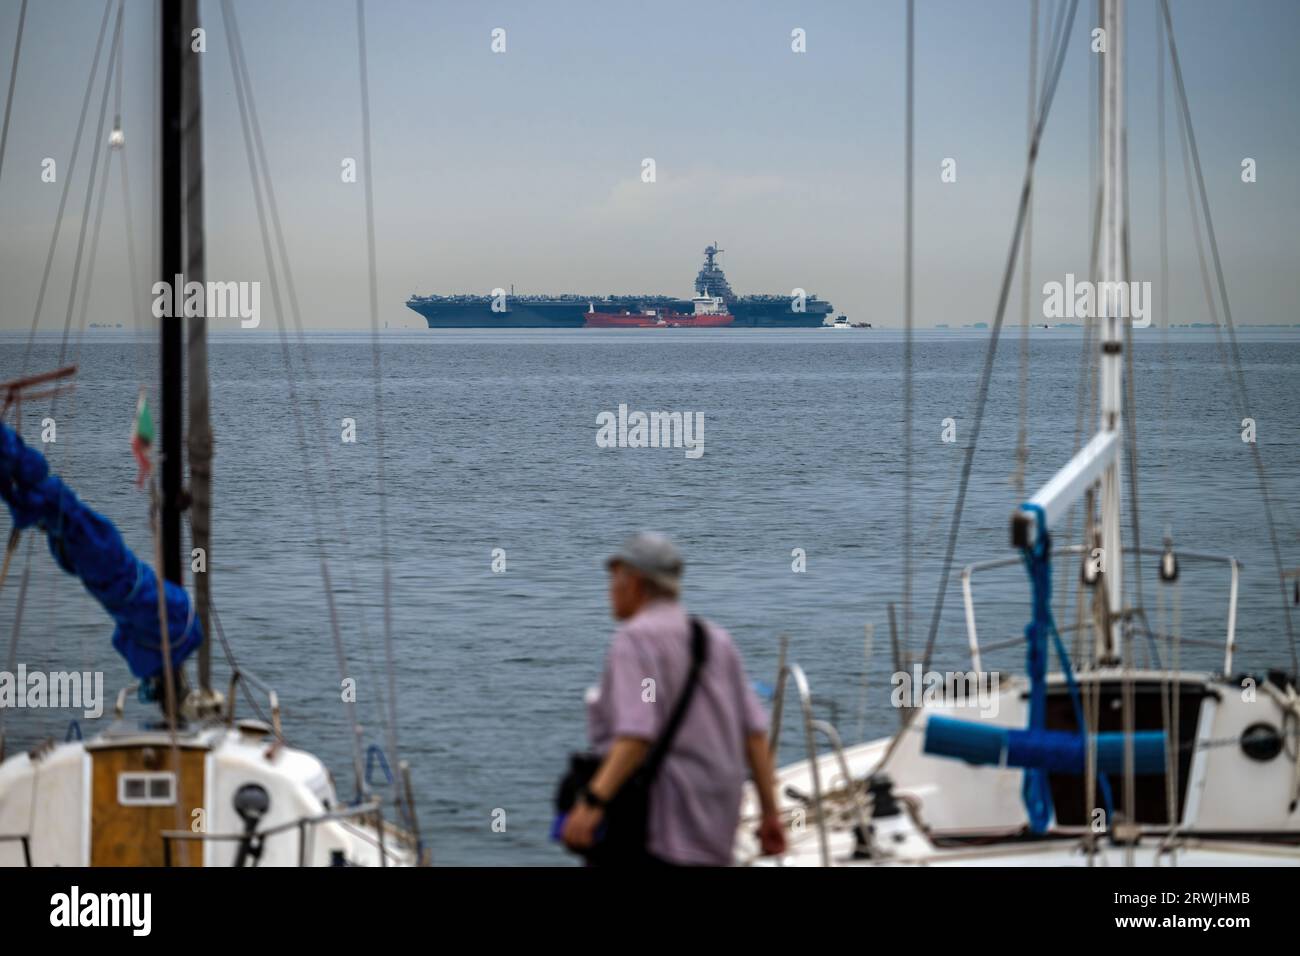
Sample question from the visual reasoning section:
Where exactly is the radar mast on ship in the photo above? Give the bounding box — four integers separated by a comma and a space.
695, 243, 735, 301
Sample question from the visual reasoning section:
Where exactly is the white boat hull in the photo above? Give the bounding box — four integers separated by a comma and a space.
735, 670, 1300, 866
0, 722, 418, 867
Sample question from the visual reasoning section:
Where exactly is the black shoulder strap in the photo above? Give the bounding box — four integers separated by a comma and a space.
641, 617, 709, 782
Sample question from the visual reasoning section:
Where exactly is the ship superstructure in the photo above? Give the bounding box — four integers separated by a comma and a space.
693, 244, 735, 300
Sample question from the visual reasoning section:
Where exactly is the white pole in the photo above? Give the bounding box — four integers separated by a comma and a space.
1097, 0, 1125, 663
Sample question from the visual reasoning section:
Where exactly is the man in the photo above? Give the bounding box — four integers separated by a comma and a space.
562, 532, 786, 865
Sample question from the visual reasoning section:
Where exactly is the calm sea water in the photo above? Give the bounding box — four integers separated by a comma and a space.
2, 327, 1298, 864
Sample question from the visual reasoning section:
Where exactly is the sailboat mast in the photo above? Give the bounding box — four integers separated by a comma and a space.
181, 0, 212, 694
1096, 0, 1125, 663
159, 0, 184, 588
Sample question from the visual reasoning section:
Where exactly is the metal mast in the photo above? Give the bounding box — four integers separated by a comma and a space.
1096, 0, 1125, 663
159, 0, 184, 589
1012, 0, 1126, 668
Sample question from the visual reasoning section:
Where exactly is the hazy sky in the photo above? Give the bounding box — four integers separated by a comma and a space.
1, 0, 1297, 331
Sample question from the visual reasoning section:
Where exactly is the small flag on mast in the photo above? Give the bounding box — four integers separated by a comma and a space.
131, 389, 154, 488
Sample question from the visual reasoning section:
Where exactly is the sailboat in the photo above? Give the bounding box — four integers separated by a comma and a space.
0, 1, 423, 867
735, 0, 1300, 867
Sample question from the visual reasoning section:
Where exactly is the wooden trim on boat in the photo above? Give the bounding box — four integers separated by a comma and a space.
91, 745, 205, 866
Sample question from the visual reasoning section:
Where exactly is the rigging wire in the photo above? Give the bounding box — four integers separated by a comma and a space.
867, 2, 1084, 791
355, 0, 404, 783
0, 0, 27, 190
1088, 0, 1097, 220
1157, 0, 1171, 485
19, 0, 114, 375
10, 0, 125, 704
1034, 0, 1066, 105
218, 0, 367, 798
118, 116, 146, 385
0, 537, 32, 759
902, 0, 913, 662
205, 596, 280, 738
1120, 146, 1145, 618
1068, 0, 1100, 674
1154, 0, 1182, 857
1065, 188, 1102, 664
914, 0, 1077, 661
913, 8, 1065, 570
71, 91, 121, 372
1013, 0, 1040, 500
68, 8, 127, 674
220, 2, 390, 746
918, 0, 1079, 675
1159, 0, 1297, 675
1155, 576, 1184, 854
57, 3, 123, 368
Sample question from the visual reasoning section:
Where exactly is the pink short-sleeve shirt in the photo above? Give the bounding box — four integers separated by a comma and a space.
587, 599, 769, 865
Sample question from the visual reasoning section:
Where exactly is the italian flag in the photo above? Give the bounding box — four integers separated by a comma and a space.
131, 390, 154, 488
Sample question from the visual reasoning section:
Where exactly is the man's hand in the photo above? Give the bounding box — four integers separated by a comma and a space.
757, 810, 786, 856
745, 731, 786, 856
562, 801, 604, 851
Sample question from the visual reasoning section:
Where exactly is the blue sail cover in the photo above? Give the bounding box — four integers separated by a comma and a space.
925, 715, 1166, 775
0, 420, 201, 679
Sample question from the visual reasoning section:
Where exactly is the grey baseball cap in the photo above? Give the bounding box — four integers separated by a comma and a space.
607, 532, 684, 595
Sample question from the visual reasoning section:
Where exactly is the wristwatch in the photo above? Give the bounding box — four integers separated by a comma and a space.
578, 784, 607, 809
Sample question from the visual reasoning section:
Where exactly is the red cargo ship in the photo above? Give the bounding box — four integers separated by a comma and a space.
584, 294, 734, 329
584, 309, 663, 328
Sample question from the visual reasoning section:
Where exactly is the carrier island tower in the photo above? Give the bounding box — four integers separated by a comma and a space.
406, 245, 834, 328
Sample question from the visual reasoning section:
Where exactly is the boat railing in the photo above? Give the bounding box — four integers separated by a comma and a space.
807, 719, 874, 844
770, 650, 864, 867
160, 796, 402, 867
961, 544, 1240, 674
112, 683, 140, 719
111, 668, 285, 742
223, 668, 284, 741
0, 833, 32, 866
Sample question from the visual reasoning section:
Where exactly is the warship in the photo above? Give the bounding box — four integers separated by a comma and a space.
406, 245, 833, 328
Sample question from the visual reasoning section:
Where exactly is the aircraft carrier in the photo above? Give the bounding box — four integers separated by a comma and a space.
406, 245, 834, 329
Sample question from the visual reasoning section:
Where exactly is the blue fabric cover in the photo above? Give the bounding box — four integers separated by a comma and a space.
0, 420, 201, 679
925, 715, 1166, 775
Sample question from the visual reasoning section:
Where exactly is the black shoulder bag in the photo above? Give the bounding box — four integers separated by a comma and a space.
556, 618, 709, 864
